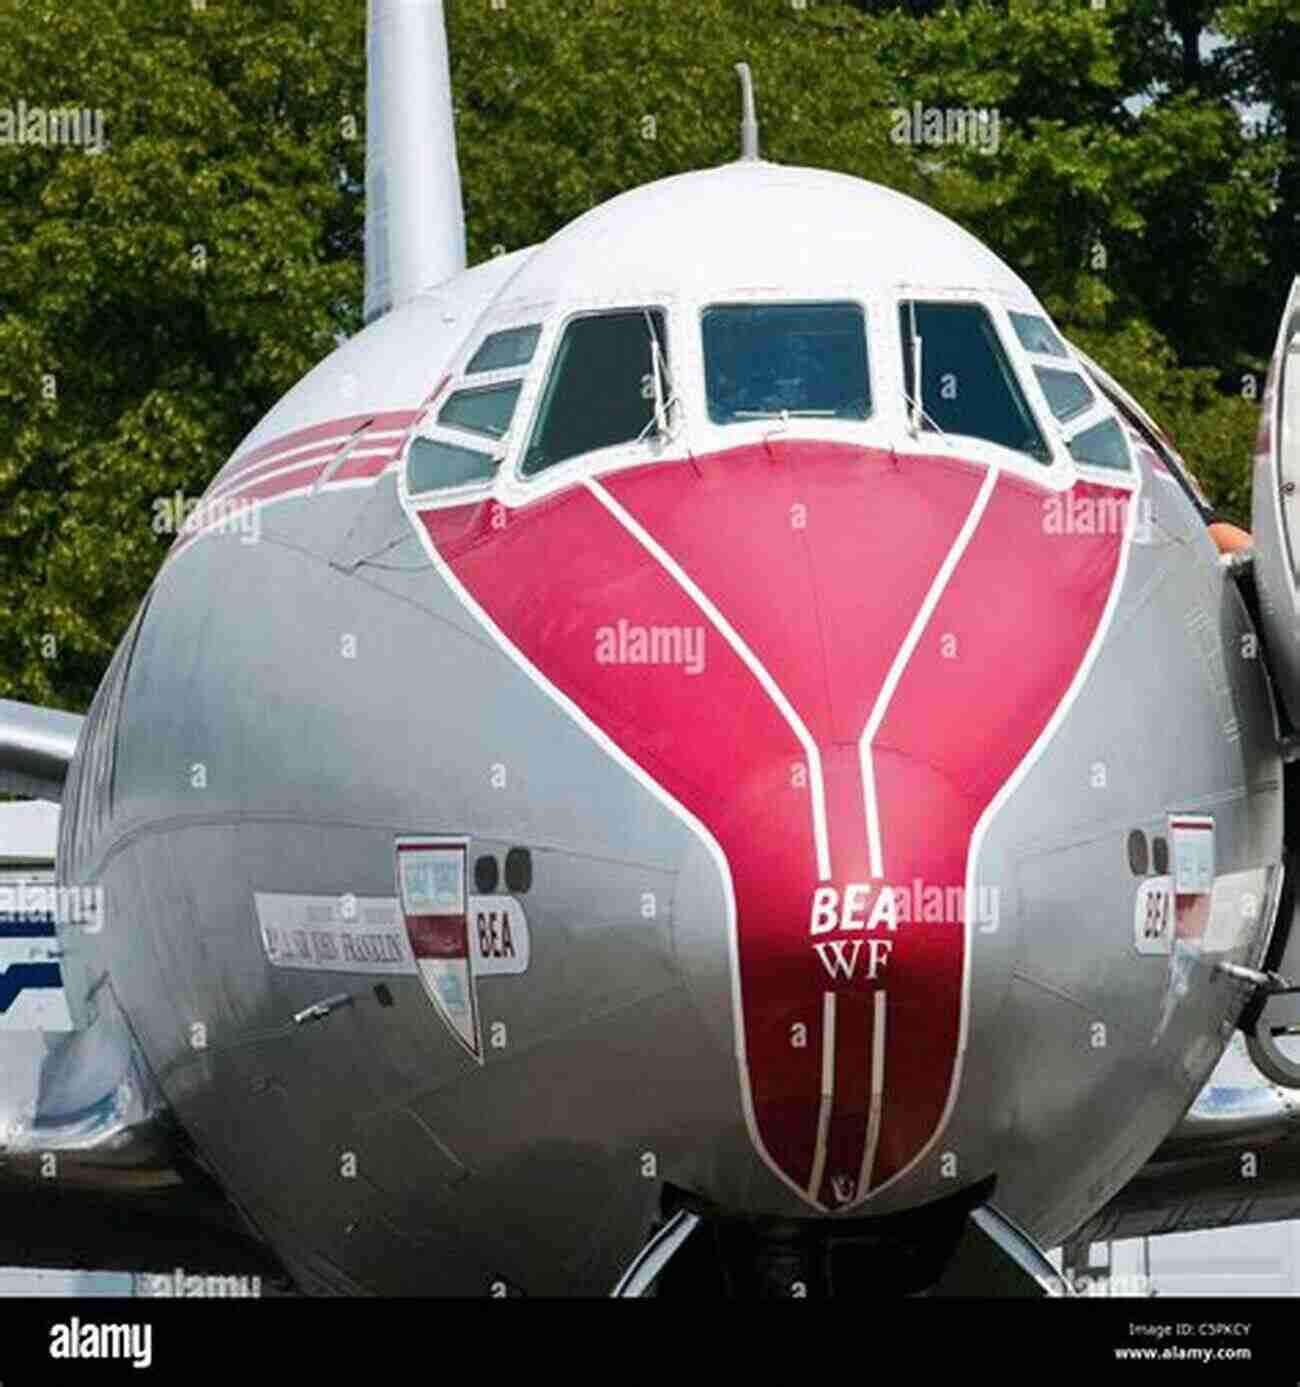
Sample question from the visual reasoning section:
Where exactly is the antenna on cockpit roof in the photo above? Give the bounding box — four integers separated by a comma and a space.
735, 63, 760, 161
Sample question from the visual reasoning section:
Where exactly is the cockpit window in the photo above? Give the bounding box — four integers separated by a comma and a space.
407, 437, 496, 494
1034, 366, 1095, 424
702, 302, 869, 424
467, 325, 541, 374
1090, 376, 1208, 512
899, 301, 1052, 464
522, 309, 665, 477
438, 381, 522, 440
1009, 312, 1069, 359
1067, 417, 1131, 472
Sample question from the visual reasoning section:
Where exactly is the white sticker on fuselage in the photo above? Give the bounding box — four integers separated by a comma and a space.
255, 893, 416, 975
255, 892, 530, 977
1134, 863, 1270, 959
1134, 876, 1174, 955
467, 897, 529, 976
1200, 867, 1269, 956
1169, 814, 1215, 894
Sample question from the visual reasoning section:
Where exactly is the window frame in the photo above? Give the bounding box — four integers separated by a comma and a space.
509, 301, 677, 490
1064, 416, 1136, 474
1075, 353, 1212, 516
401, 314, 547, 510
986, 297, 1136, 484
1032, 364, 1097, 427
465, 323, 544, 376
699, 297, 874, 429
404, 288, 1148, 515
405, 435, 501, 498
1010, 335, 1132, 482
1008, 310, 1070, 361
436, 378, 526, 442
893, 292, 1062, 473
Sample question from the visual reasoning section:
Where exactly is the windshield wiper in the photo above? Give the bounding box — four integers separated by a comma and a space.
637, 310, 677, 444
732, 408, 838, 419
900, 394, 948, 437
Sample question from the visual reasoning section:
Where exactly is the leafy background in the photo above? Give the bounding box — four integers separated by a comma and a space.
0, 0, 1295, 709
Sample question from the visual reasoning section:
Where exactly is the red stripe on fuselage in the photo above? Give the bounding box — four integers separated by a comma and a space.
416, 443, 1128, 1208
422, 477, 828, 1188
601, 445, 987, 1205
865, 471, 1125, 1188
212, 409, 418, 491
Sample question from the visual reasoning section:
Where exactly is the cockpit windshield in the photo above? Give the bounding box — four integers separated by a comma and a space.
522, 309, 666, 476
702, 302, 870, 425
899, 301, 1052, 464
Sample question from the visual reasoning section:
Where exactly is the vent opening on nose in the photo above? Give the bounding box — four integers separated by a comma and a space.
474, 854, 500, 893
505, 847, 532, 894
1127, 830, 1149, 876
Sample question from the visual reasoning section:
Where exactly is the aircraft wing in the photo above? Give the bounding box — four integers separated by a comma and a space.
0, 799, 283, 1280
0, 991, 284, 1279
1077, 1031, 1300, 1242
0, 699, 83, 801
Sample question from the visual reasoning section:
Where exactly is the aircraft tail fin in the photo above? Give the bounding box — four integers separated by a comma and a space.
364, 0, 467, 324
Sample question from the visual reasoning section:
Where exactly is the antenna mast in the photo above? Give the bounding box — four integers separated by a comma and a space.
735, 63, 760, 161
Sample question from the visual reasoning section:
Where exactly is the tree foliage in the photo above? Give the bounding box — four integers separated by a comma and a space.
0, 0, 1295, 709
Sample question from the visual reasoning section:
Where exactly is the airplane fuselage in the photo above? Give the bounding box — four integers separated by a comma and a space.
51, 164, 1284, 1294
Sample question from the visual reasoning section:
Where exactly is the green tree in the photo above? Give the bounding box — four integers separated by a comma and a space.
0, 0, 1289, 708
0, 0, 366, 709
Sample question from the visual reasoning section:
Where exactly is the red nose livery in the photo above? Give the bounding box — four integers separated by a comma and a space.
418, 442, 1128, 1209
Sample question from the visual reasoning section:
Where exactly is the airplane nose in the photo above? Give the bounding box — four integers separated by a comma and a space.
672, 746, 975, 1215
414, 438, 1132, 1214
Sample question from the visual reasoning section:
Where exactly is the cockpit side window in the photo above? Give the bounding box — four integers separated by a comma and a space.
404, 321, 541, 501
1092, 378, 1209, 513
522, 309, 666, 477
1034, 366, 1096, 424
438, 381, 522, 440
1009, 311, 1069, 359
407, 438, 497, 494
899, 301, 1052, 464
467, 325, 541, 375
1066, 418, 1131, 472
701, 302, 870, 425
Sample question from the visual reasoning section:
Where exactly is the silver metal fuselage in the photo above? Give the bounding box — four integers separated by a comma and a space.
52, 212, 1283, 1296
